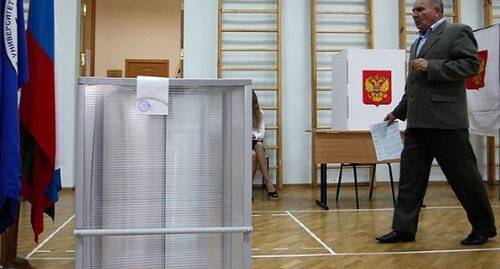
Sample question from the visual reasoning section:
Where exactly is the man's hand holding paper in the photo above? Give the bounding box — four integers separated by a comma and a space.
369, 121, 403, 161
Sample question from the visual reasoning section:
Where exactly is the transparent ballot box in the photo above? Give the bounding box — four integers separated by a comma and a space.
74, 77, 252, 269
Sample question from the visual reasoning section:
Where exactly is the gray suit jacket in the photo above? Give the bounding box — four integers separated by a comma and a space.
392, 21, 479, 129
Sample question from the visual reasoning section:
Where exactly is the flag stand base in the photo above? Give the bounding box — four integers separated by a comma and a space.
2, 257, 33, 269
1, 206, 31, 269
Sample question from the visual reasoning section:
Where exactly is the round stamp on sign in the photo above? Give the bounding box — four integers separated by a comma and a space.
137, 99, 152, 113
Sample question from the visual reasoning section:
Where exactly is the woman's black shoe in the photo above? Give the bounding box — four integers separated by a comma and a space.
262, 184, 279, 199
267, 191, 278, 199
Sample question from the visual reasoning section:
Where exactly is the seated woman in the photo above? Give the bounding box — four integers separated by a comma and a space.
252, 91, 278, 199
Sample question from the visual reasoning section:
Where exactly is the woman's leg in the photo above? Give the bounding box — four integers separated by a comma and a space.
252, 150, 257, 182
254, 142, 276, 192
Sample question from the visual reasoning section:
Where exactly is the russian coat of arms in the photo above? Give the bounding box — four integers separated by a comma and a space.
362, 70, 392, 106
466, 50, 488, 90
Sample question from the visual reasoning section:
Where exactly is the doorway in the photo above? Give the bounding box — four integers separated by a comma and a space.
80, 0, 183, 78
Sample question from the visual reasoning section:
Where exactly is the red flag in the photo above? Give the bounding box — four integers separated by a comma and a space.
19, 0, 61, 243
466, 50, 488, 90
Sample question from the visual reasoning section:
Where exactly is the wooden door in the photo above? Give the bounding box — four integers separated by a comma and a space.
80, 0, 95, 76
125, 59, 169, 78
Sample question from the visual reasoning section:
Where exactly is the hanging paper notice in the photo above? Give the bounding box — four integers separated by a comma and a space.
136, 76, 169, 115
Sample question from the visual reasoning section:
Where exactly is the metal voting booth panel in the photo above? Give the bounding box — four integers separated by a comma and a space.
74, 77, 253, 269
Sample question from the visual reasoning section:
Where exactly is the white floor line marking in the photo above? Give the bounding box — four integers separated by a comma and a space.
66, 250, 75, 253
337, 248, 500, 255
26, 214, 75, 259
27, 257, 75, 260
252, 248, 260, 251
286, 211, 336, 255
252, 247, 500, 258
303, 247, 325, 250
253, 253, 330, 258
253, 204, 500, 214
252, 208, 395, 214
273, 248, 289, 251
252, 214, 261, 217
271, 213, 288, 216
35, 250, 51, 253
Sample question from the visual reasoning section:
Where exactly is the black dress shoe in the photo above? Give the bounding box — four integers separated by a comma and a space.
375, 230, 415, 243
460, 232, 495, 245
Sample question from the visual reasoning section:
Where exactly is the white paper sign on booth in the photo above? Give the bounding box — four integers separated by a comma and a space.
331, 49, 406, 130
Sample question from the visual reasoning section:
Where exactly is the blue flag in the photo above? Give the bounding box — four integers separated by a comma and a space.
0, 0, 29, 234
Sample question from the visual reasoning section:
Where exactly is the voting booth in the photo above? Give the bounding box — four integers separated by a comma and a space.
323, 49, 406, 200
466, 24, 500, 137
331, 49, 407, 130
74, 77, 252, 269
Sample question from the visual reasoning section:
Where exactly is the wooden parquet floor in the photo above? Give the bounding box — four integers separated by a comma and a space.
2, 182, 499, 269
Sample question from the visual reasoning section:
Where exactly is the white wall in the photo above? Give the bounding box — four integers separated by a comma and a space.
461, 0, 484, 30
182, 0, 491, 185
280, 1, 312, 184
183, 0, 218, 78
94, 0, 181, 77
57, 0, 79, 187
373, 0, 400, 48
58, 0, 491, 187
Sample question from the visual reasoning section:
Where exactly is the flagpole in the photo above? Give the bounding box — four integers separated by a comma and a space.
0, 206, 32, 268
0, 215, 17, 266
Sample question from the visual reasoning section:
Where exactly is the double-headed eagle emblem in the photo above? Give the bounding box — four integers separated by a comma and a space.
466, 50, 488, 90
363, 70, 392, 106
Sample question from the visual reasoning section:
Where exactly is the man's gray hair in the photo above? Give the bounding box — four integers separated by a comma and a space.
429, 0, 444, 13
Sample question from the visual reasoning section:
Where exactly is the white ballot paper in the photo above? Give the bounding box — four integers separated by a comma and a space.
369, 121, 403, 161
136, 76, 169, 115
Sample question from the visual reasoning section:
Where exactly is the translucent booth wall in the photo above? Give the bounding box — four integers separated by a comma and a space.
74, 77, 252, 269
